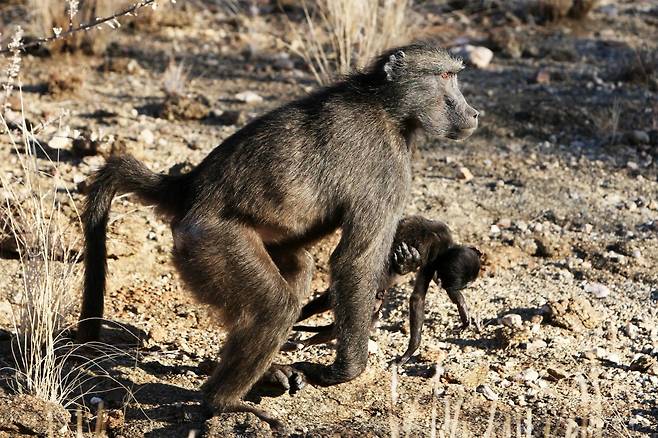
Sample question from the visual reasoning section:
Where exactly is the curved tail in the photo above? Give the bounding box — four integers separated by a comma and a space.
77, 155, 187, 342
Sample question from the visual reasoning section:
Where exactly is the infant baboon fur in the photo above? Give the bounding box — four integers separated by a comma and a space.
291, 216, 482, 365
77, 44, 478, 427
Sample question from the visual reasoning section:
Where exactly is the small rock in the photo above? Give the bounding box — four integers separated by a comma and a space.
235, 91, 263, 104
501, 313, 523, 328
626, 161, 639, 171
526, 339, 547, 351
535, 68, 551, 84
606, 352, 622, 365
149, 325, 167, 344
520, 368, 539, 382
630, 355, 657, 374
629, 414, 651, 429
583, 282, 610, 299
49, 130, 72, 149
0, 395, 70, 436
490, 224, 501, 235
625, 323, 638, 339
498, 218, 512, 228
139, 129, 155, 145
451, 45, 494, 69
458, 166, 474, 181
546, 367, 569, 381
212, 109, 246, 126
542, 296, 600, 332
90, 396, 103, 405
625, 130, 650, 145
476, 384, 499, 401
648, 129, 658, 146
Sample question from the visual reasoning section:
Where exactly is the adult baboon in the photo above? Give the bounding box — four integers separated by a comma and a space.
77, 44, 478, 427
290, 216, 482, 365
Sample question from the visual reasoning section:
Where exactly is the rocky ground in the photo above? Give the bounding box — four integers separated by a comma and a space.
0, 1, 657, 436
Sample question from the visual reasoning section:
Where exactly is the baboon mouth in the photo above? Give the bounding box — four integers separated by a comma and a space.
446, 128, 476, 140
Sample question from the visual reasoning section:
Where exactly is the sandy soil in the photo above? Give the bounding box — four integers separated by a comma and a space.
0, 1, 657, 436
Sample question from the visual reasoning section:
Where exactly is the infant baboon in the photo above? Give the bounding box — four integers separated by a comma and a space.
77, 44, 478, 428
290, 216, 482, 365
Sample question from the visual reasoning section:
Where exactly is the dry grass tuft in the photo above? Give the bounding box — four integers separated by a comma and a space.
161, 58, 190, 98
0, 66, 136, 415
287, 0, 412, 85
0, 93, 80, 403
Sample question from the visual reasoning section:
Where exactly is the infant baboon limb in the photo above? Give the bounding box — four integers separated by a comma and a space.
77, 44, 478, 426
293, 216, 482, 365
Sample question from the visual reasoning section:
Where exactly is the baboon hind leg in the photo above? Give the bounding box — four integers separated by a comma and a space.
172, 220, 310, 426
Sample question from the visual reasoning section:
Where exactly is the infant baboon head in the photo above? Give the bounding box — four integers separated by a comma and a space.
372, 44, 479, 140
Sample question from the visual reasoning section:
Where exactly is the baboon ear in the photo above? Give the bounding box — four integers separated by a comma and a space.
384, 50, 406, 81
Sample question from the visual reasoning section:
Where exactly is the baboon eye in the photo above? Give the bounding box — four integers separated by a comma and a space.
440, 72, 454, 79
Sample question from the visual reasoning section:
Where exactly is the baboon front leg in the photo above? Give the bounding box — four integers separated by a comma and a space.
295, 222, 396, 385
173, 220, 307, 426
398, 266, 433, 365
445, 287, 478, 331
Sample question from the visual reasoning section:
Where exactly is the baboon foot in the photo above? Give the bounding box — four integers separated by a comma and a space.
200, 399, 286, 432
251, 363, 306, 397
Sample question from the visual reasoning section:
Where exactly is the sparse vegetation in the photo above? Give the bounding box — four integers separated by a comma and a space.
288, 0, 412, 85
0, 0, 656, 436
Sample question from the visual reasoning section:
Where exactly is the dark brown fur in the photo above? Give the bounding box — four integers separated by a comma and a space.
76, 44, 478, 427
291, 216, 482, 365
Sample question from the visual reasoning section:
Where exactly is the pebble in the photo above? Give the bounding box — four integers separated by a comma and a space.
535, 68, 551, 84
139, 129, 155, 146
451, 45, 494, 69
458, 166, 474, 181
501, 313, 523, 328
629, 414, 651, 428
490, 224, 501, 235
625, 323, 639, 339
476, 384, 498, 401
49, 130, 72, 149
498, 218, 512, 228
583, 282, 610, 299
520, 368, 539, 382
526, 340, 547, 351
235, 91, 263, 104
626, 130, 650, 145
90, 396, 103, 405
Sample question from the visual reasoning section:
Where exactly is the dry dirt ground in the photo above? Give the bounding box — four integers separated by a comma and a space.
0, 1, 657, 437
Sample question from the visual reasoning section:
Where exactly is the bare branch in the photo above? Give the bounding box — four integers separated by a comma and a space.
0, 0, 156, 54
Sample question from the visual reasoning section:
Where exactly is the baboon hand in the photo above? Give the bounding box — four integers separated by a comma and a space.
457, 311, 481, 334
391, 242, 422, 275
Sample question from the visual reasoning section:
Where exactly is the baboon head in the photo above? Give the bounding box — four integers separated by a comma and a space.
371, 44, 479, 140
433, 246, 482, 291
